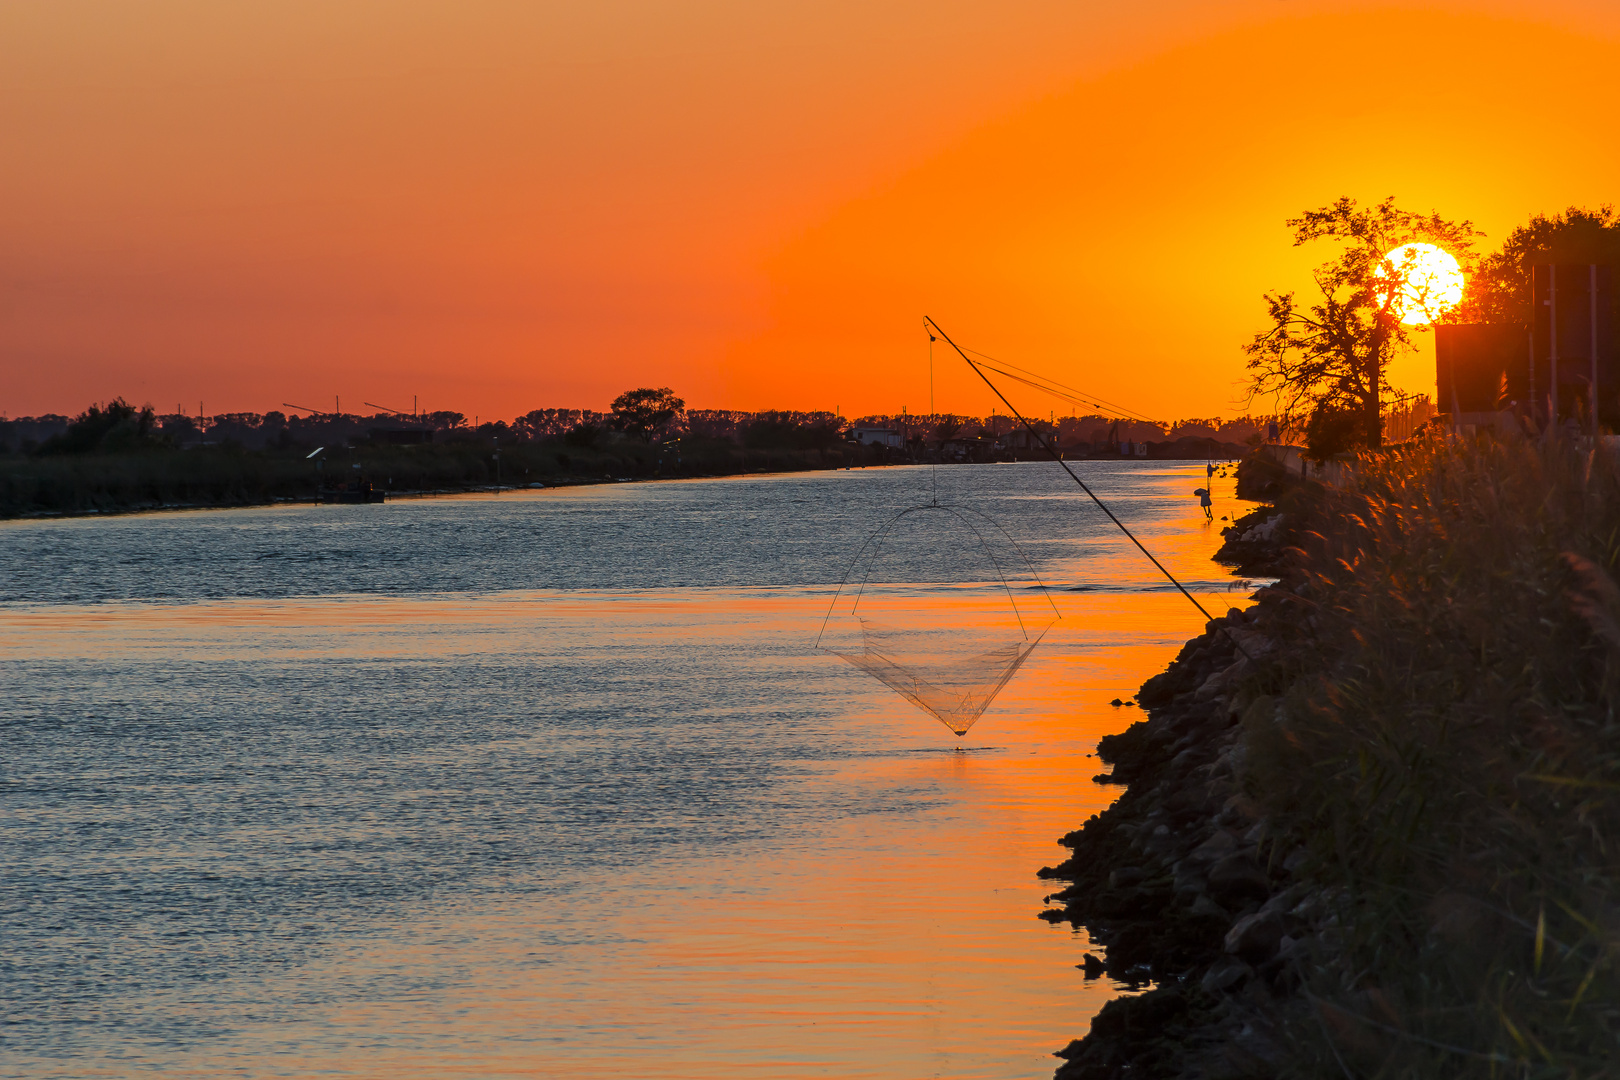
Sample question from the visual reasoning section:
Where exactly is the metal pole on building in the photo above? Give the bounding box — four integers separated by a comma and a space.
1592, 263, 1601, 438
1551, 265, 1560, 434
1528, 326, 1536, 431
1451, 377, 1464, 434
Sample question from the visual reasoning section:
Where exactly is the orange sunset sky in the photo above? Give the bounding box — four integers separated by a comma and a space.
3, 1, 1619, 422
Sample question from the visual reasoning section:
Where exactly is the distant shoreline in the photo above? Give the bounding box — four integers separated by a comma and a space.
1, 444, 1245, 522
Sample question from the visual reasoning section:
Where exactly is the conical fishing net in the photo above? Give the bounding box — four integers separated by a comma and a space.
817, 505, 1058, 737
830, 619, 1045, 735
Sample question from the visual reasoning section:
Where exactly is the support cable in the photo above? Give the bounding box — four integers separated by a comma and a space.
924, 316, 1254, 661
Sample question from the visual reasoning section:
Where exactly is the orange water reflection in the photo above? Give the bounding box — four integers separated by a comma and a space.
1, 464, 1257, 1078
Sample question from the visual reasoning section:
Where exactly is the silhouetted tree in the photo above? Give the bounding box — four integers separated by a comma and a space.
741, 412, 841, 450
1459, 205, 1620, 325
563, 423, 601, 447
610, 387, 684, 441
1302, 402, 1368, 461
1245, 197, 1478, 449
38, 398, 157, 454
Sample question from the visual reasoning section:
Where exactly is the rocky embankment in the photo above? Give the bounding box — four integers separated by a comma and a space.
1038, 497, 1319, 1079
1042, 439, 1620, 1077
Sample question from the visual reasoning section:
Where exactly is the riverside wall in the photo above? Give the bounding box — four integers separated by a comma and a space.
1039, 467, 1314, 1079
1043, 435, 1620, 1078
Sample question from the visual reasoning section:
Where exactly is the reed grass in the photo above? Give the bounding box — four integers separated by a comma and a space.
1245, 436, 1620, 1077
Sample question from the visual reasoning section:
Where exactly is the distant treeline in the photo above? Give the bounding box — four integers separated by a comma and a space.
0, 404, 1272, 455
852, 413, 1271, 447
0, 395, 1282, 518
0, 406, 850, 454
0, 398, 900, 517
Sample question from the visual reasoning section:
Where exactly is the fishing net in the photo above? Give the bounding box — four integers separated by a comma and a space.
817, 505, 1058, 736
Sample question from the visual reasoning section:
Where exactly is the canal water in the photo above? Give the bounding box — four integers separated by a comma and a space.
1, 460, 1255, 1079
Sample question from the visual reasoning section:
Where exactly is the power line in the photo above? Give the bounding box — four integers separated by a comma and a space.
957, 347, 1166, 425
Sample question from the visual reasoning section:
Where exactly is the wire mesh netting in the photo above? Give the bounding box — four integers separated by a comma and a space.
817, 505, 1058, 736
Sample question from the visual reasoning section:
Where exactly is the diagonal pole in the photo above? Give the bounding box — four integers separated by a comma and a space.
925, 317, 1242, 644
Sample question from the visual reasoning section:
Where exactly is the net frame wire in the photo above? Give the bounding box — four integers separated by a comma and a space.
816, 503, 1061, 736
923, 315, 1258, 665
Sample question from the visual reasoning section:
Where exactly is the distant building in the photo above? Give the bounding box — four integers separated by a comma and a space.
849, 426, 904, 448
369, 428, 433, 445
998, 427, 1055, 452
1436, 324, 1528, 414
1436, 263, 1615, 433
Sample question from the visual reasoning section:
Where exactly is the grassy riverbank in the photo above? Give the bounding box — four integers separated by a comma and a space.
0, 438, 872, 518
1046, 437, 1620, 1078
1250, 438, 1620, 1075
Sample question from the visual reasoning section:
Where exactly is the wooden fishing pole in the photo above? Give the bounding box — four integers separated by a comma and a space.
925, 317, 1252, 655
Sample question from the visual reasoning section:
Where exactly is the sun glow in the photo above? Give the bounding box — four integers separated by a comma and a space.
1380, 243, 1464, 325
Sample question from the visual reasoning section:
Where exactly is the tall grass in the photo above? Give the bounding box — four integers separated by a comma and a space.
1246, 436, 1620, 1076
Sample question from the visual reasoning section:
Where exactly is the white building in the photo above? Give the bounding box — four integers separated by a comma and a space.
849, 426, 905, 448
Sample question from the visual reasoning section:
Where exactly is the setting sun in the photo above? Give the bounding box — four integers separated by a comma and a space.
1381, 242, 1465, 325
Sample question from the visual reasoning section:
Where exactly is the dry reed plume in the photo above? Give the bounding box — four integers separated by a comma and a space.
1247, 436, 1620, 1077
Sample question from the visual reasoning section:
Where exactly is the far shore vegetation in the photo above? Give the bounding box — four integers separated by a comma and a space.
1, 388, 1269, 519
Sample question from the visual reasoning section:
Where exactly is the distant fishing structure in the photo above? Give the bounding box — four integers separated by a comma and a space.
925, 317, 1232, 632
819, 320, 1246, 738
816, 502, 1059, 737
816, 324, 1063, 737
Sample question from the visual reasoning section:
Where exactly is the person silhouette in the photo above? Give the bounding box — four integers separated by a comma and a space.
1194, 486, 1213, 520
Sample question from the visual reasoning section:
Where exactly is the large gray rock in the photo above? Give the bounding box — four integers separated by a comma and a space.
1225, 909, 1287, 965
1201, 956, 1253, 994
1187, 829, 1238, 865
